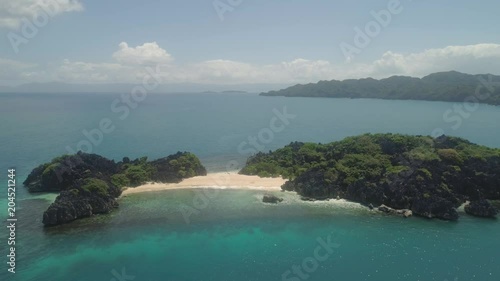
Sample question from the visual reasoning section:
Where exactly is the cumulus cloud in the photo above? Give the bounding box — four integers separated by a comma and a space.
112, 42, 173, 65
0, 0, 84, 29
172, 44, 500, 84
3, 43, 500, 85
370, 43, 500, 77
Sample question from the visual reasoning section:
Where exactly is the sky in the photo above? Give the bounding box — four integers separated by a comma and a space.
0, 0, 500, 87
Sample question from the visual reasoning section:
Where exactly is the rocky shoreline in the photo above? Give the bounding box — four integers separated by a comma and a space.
24, 151, 207, 226
25, 134, 500, 225
241, 134, 500, 220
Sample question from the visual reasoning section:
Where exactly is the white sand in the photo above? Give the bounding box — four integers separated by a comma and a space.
121, 172, 286, 196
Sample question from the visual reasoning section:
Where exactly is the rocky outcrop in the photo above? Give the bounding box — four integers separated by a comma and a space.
378, 205, 413, 218
465, 200, 498, 218
23, 152, 118, 192
263, 194, 283, 204
25, 151, 207, 226
241, 134, 500, 221
411, 198, 459, 221
43, 189, 119, 226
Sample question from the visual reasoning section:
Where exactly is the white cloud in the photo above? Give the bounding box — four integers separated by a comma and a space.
0, 58, 37, 83
279, 59, 335, 81
184, 60, 267, 84
0, 0, 84, 29
2, 43, 500, 86
112, 42, 173, 65
370, 43, 500, 77
175, 44, 500, 84
55, 59, 132, 83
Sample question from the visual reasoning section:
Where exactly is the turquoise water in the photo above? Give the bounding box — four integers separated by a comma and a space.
0, 93, 499, 281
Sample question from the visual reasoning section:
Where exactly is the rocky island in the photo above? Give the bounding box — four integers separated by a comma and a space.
240, 134, 500, 220
24, 151, 207, 226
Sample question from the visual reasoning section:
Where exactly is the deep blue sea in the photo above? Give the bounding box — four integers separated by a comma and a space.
0, 93, 499, 281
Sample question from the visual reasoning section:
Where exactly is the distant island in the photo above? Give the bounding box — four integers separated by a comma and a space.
24, 151, 207, 226
240, 134, 500, 220
260, 71, 500, 106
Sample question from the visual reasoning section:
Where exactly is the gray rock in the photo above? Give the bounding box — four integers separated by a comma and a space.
378, 204, 412, 218
263, 194, 284, 204
465, 200, 498, 218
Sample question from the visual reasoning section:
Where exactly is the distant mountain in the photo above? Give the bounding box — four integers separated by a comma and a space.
0, 82, 289, 94
261, 71, 500, 105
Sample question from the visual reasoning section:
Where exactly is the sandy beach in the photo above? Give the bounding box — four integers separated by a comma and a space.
121, 172, 287, 196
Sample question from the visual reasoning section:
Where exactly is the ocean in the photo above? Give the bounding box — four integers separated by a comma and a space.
0, 93, 499, 281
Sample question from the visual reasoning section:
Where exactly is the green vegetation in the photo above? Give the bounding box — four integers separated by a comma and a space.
261, 71, 500, 106
149, 152, 207, 183
81, 178, 109, 196
124, 165, 151, 186
25, 151, 207, 192
240, 134, 500, 220
25, 151, 208, 225
168, 153, 203, 178
111, 174, 130, 188
242, 134, 500, 180
100, 152, 206, 188
41, 163, 60, 182
437, 149, 463, 164
121, 157, 155, 186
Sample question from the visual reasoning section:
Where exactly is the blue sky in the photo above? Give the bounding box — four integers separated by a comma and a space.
1, 0, 500, 86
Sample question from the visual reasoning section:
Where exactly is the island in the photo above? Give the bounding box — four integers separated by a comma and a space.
24, 151, 207, 226
260, 71, 500, 106
25, 134, 499, 225
240, 134, 500, 220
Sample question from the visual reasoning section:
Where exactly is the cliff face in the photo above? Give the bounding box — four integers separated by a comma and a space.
24, 151, 207, 226
241, 134, 500, 220
465, 200, 499, 218
23, 153, 118, 192
42, 187, 120, 226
